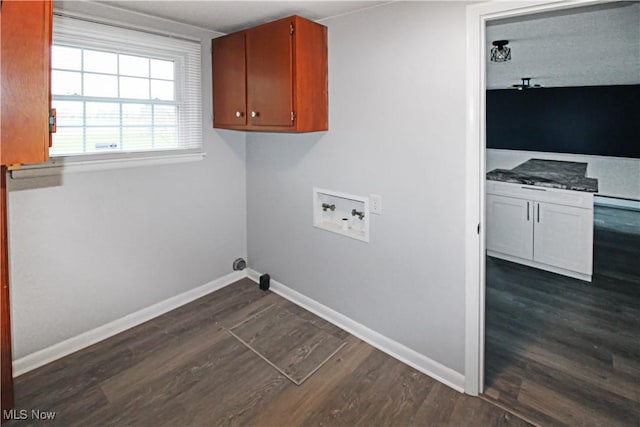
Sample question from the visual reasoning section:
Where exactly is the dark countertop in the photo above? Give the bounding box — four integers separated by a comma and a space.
487, 159, 598, 192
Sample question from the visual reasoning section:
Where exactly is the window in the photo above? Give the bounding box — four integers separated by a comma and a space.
51, 16, 202, 158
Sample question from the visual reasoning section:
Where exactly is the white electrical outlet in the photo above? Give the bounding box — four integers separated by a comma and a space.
370, 194, 382, 215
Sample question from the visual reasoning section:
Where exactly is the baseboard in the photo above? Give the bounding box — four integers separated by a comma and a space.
246, 269, 465, 392
487, 251, 592, 282
13, 270, 247, 377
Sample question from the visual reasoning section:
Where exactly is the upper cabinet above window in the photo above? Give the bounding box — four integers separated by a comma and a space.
212, 15, 328, 133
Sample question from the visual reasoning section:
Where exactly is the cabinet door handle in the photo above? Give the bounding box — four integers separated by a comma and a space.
235, 111, 244, 118
537, 203, 540, 223
251, 111, 258, 118
527, 202, 530, 221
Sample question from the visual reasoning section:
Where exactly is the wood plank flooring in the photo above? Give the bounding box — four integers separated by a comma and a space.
484, 206, 640, 427
5, 278, 528, 426
228, 301, 346, 385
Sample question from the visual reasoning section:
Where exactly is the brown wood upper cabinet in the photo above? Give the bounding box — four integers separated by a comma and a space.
0, 0, 54, 166
212, 15, 328, 132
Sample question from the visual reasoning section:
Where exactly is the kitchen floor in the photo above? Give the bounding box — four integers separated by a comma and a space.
483, 206, 640, 426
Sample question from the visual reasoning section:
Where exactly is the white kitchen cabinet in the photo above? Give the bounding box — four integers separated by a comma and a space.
486, 181, 594, 282
487, 195, 533, 260
533, 202, 593, 275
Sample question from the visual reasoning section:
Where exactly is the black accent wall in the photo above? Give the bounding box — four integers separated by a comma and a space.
486, 85, 640, 158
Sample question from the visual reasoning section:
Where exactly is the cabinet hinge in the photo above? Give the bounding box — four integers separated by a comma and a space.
49, 108, 57, 133
290, 23, 294, 35
291, 111, 295, 122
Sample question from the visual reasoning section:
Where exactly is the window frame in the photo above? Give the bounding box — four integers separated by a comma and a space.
51, 45, 184, 157
18, 13, 204, 175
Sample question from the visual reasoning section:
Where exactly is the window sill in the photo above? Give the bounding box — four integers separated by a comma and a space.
10, 151, 206, 179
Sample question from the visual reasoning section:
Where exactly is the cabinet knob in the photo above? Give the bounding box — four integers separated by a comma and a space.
251, 111, 258, 118
235, 111, 243, 118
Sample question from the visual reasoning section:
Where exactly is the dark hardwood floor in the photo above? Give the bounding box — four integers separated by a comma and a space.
5, 278, 528, 426
484, 206, 640, 426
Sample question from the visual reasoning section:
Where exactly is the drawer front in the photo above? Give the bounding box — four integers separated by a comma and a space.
486, 181, 593, 209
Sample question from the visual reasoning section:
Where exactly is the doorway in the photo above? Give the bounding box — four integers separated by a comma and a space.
466, 1, 640, 425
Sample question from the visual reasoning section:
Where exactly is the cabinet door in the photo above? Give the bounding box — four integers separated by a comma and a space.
0, 0, 53, 165
486, 194, 534, 260
246, 18, 294, 127
212, 32, 247, 127
533, 202, 593, 274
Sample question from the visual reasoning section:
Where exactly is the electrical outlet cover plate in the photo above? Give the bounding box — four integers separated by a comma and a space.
370, 194, 382, 215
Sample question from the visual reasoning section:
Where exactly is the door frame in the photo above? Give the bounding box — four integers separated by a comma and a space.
463, 0, 610, 395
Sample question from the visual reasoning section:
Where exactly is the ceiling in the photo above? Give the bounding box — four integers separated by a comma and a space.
72, 1, 638, 89
487, 1, 640, 89
100, 1, 390, 34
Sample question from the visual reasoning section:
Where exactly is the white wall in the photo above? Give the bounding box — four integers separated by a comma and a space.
486, 2, 640, 89
487, 149, 640, 200
247, 1, 469, 375
8, 2, 247, 358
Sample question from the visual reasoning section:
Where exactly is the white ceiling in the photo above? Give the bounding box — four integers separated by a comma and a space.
100, 0, 389, 34
78, 1, 638, 89
487, 1, 640, 89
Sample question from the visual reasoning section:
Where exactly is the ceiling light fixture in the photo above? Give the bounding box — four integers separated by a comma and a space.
512, 77, 542, 90
490, 40, 511, 62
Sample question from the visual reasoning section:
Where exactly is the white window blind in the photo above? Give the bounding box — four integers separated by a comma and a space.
51, 15, 202, 158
